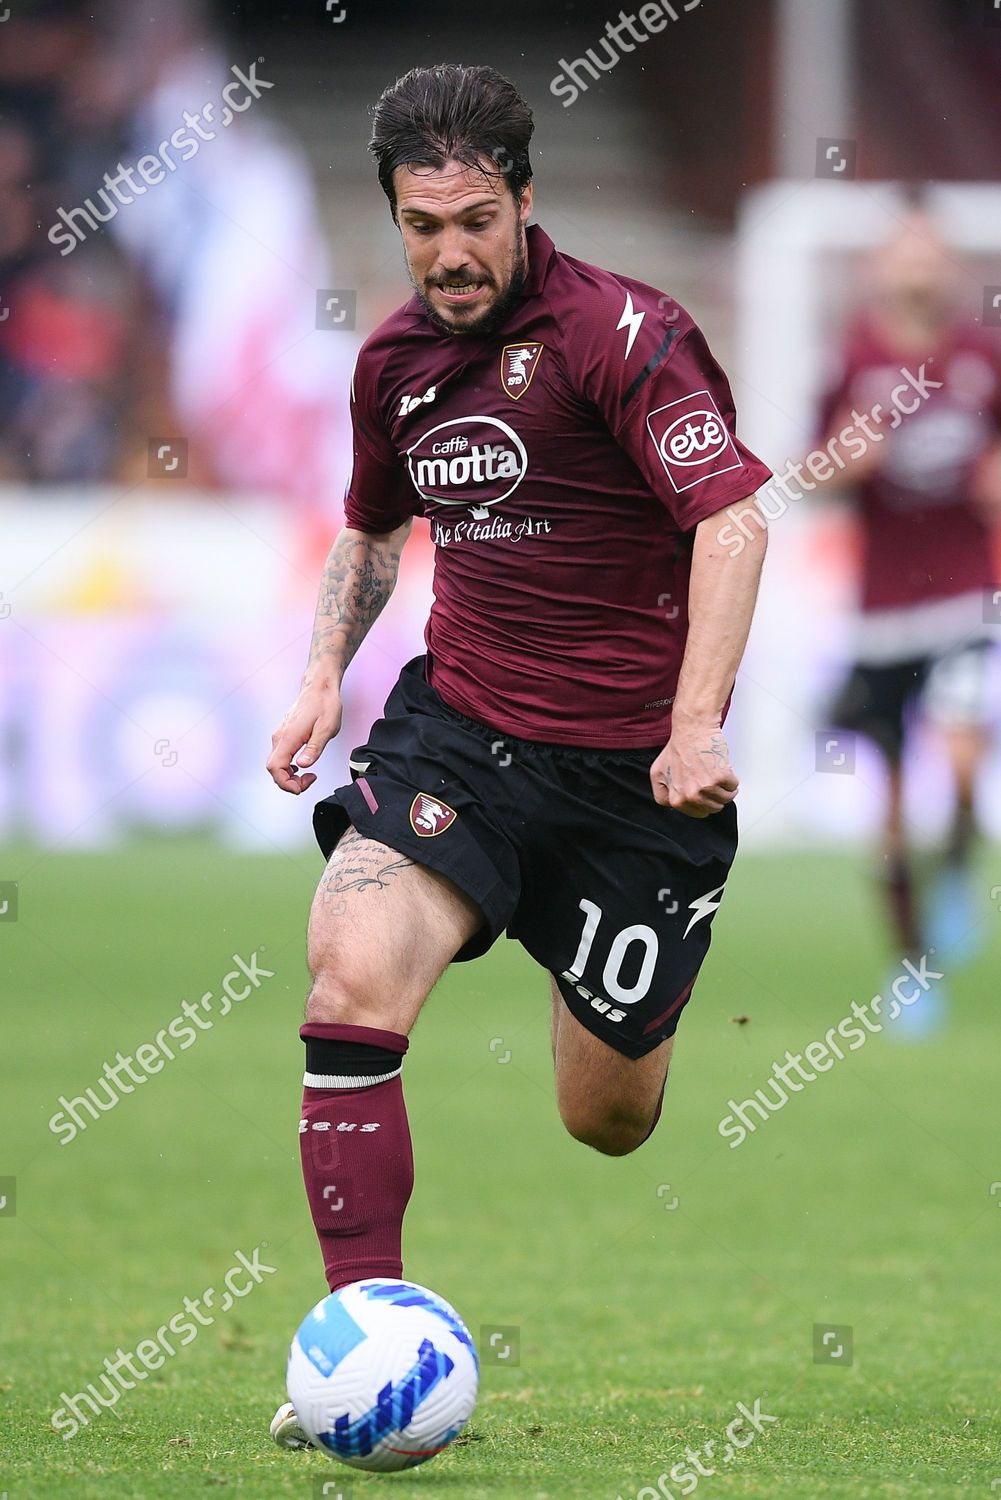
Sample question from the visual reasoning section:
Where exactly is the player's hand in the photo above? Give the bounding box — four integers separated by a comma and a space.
650, 722, 738, 819
266, 685, 343, 795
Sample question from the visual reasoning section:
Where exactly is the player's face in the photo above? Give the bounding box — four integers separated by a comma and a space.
394, 160, 533, 336
870, 215, 957, 323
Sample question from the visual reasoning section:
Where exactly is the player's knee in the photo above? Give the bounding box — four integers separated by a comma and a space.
303, 963, 393, 1029
560, 1102, 656, 1157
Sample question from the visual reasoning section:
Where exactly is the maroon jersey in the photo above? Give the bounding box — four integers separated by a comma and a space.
819, 319, 1001, 613
346, 224, 771, 747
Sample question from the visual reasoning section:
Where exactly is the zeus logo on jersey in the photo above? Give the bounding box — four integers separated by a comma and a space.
616, 291, 646, 360
407, 416, 528, 515
646, 389, 742, 494
399, 384, 437, 416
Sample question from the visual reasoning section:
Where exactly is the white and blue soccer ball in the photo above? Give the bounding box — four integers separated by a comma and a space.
286, 1278, 479, 1471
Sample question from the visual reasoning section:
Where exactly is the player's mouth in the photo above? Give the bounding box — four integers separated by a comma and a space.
431, 279, 490, 307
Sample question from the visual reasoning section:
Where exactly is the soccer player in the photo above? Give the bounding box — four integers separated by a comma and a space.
818, 210, 1001, 986
266, 64, 770, 1445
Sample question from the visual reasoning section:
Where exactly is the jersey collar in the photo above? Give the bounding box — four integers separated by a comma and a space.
522, 223, 557, 296
401, 221, 556, 323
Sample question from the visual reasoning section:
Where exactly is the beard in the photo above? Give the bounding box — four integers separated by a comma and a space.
413, 232, 528, 338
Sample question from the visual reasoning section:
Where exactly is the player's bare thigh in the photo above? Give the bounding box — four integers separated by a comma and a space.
550, 978, 673, 1155
939, 722, 989, 794
305, 827, 483, 1033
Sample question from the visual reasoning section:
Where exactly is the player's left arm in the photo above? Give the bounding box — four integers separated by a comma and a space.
971, 439, 1001, 520
650, 502, 767, 818
564, 278, 773, 817
963, 339, 1001, 520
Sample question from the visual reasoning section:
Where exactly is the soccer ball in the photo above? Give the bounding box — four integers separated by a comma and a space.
285, 1278, 479, 1471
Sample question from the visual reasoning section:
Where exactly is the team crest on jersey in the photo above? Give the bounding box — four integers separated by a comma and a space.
409, 793, 457, 837
501, 342, 544, 400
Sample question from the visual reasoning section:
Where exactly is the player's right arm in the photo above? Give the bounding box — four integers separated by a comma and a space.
814, 404, 886, 487
268, 336, 419, 794
811, 336, 886, 489
267, 520, 412, 794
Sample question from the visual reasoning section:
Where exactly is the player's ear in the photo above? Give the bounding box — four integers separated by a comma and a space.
518, 181, 534, 226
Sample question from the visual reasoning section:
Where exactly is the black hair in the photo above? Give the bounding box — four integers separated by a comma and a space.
369, 63, 534, 219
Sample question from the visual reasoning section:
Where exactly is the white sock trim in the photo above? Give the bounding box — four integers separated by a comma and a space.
303, 1067, 402, 1090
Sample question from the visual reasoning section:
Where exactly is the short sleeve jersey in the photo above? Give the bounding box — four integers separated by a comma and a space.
818, 318, 1001, 613
346, 223, 771, 747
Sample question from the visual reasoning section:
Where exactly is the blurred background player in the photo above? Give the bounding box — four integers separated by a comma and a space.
817, 208, 1001, 1009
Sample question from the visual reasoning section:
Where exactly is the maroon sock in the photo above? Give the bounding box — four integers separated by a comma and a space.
299, 1022, 413, 1292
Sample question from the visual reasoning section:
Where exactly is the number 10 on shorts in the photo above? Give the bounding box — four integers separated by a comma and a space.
562, 899, 660, 1021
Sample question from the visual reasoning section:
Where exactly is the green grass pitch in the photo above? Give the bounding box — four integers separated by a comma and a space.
2, 835, 1000, 1498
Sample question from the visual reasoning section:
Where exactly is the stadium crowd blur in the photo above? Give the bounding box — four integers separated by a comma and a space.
0, 0, 353, 502
4, 0, 1001, 501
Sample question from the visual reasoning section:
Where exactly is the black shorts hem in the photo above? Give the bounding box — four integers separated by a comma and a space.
552, 969, 700, 1059
313, 783, 511, 963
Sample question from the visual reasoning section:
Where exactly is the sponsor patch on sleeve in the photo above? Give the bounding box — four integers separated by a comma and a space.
646, 390, 742, 494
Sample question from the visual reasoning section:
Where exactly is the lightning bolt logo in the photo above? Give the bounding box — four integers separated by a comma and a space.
616, 291, 645, 361
683, 883, 725, 938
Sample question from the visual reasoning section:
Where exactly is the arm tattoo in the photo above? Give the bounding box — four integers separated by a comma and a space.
308, 526, 410, 674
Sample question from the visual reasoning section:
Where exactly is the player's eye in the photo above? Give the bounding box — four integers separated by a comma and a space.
465, 219, 491, 231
